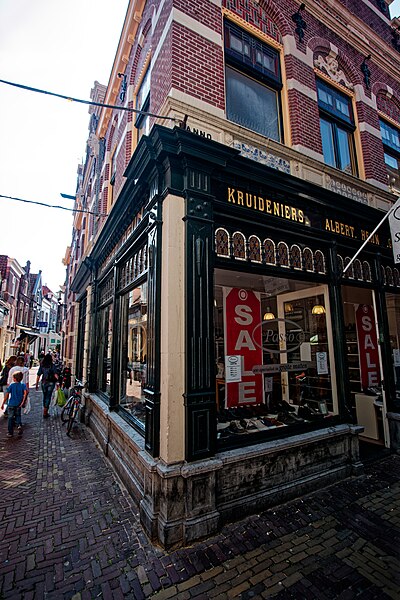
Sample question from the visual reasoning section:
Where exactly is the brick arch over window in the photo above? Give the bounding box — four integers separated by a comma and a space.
374, 83, 400, 123
257, 0, 292, 38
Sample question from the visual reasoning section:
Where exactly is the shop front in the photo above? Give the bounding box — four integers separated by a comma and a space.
78, 126, 399, 547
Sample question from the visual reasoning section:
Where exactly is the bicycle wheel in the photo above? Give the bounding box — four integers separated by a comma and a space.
61, 396, 74, 423
66, 400, 78, 436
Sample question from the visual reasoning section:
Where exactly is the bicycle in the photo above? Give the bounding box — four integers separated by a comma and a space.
60, 379, 85, 436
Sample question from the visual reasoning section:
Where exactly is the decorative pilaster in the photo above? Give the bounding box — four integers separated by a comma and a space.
144, 201, 162, 457
185, 167, 217, 461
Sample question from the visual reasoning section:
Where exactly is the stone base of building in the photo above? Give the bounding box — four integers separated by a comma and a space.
388, 412, 400, 453
85, 394, 364, 549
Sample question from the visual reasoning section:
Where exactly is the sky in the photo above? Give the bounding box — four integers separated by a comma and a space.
0, 0, 129, 293
0, 0, 399, 293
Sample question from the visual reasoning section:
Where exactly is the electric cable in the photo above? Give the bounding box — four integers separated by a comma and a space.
0, 78, 179, 121
0, 194, 106, 217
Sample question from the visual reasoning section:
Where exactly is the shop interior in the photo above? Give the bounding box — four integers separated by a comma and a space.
214, 269, 337, 439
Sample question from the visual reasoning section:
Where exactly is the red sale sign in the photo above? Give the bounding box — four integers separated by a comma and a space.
355, 304, 380, 389
224, 288, 263, 407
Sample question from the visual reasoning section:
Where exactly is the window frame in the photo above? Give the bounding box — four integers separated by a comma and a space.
224, 19, 284, 143
317, 79, 358, 176
380, 117, 400, 189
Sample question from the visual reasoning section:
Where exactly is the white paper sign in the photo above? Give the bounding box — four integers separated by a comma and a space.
316, 352, 329, 375
300, 342, 312, 362
393, 349, 400, 367
225, 355, 242, 382
389, 197, 400, 264
265, 376, 273, 392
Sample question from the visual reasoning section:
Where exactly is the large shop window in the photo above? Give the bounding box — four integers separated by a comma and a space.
224, 20, 282, 142
214, 269, 338, 442
317, 79, 357, 176
119, 282, 147, 426
386, 292, 400, 407
380, 118, 400, 190
97, 304, 113, 396
342, 286, 385, 444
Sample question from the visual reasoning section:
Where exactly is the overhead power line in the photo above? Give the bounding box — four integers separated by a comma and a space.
0, 194, 106, 217
0, 79, 179, 121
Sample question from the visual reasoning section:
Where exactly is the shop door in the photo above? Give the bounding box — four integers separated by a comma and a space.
342, 286, 389, 447
276, 285, 338, 415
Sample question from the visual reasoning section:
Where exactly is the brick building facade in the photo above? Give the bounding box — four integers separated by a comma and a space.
65, 0, 400, 547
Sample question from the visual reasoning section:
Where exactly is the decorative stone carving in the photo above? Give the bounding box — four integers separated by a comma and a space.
314, 54, 354, 90
233, 141, 291, 174
326, 176, 368, 204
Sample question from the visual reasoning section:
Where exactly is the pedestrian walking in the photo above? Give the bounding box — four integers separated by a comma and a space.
35, 353, 58, 418
1, 370, 28, 437
7, 356, 30, 391
0, 355, 17, 416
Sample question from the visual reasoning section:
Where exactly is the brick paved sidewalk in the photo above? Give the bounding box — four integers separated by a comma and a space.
0, 382, 399, 599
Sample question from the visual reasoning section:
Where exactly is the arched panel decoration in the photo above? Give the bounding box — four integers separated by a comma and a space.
353, 259, 362, 281
264, 238, 276, 264
303, 247, 314, 272
314, 250, 326, 274
344, 257, 354, 279
381, 265, 387, 285
277, 241, 289, 267
214, 228, 327, 276
362, 261, 372, 282
249, 235, 262, 262
386, 266, 394, 286
394, 268, 400, 287
215, 228, 230, 257
232, 231, 246, 260
290, 244, 302, 269
337, 255, 344, 277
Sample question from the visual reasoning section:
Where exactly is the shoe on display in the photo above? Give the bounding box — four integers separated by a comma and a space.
298, 405, 323, 421
277, 412, 304, 425
276, 400, 296, 413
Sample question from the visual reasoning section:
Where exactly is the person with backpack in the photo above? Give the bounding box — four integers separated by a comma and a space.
35, 353, 58, 418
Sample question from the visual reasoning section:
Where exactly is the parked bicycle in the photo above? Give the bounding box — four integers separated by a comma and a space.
60, 379, 85, 436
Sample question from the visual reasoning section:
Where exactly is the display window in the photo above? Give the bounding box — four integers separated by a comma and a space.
342, 286, 386, 444
97, 303, 113, 396
214, 268, 338, 440
385, 291, 400, 403
119, 282, 147, 426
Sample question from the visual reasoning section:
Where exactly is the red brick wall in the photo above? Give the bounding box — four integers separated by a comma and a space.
97, 0, 400, 209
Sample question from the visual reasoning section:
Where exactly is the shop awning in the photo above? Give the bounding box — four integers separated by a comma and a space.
16, 327, 39, 345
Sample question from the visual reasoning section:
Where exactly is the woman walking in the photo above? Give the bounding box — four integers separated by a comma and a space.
35, 353, 58, 418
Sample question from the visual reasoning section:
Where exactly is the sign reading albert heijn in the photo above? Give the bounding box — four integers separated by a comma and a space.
389, 196, 400, 263
223, 288, 263, 407
355, 304, 380, 389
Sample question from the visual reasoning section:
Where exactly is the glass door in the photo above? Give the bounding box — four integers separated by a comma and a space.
277, 284, 338, 415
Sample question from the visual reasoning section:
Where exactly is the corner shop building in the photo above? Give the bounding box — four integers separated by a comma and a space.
75, 125, 400, 548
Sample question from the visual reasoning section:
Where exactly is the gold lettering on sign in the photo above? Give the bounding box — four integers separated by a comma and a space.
226, 188, 305, 224
361, 230, 380, 245
325, 219, 355, 238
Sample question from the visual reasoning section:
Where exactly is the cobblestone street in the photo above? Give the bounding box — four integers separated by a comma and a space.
0, 377, 399, 599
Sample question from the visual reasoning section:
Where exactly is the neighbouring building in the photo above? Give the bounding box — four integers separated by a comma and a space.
64, 0, 400, 547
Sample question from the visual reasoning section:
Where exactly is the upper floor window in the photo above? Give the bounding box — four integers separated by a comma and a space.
135, 68, 150, 141
317, 79, 357, 176
224, 21, 283, 142
380, 119, 400, 190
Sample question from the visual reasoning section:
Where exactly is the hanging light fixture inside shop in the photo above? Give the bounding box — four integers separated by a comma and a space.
311, 304, 326, 315
284, 302, 294, 314
263, 308, 276, 320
